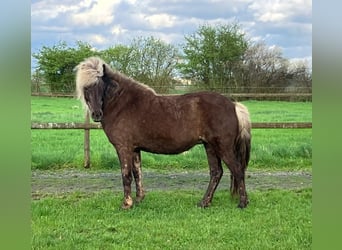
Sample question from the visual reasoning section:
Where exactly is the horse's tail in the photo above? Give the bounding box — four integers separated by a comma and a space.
234, 102, 251, 171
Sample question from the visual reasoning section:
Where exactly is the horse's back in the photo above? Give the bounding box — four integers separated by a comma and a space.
181, 91, 237, 122
138, 92, 237, 153
163, 91, 238, 138
155, 91, 235, 123
184, 92, 239, 143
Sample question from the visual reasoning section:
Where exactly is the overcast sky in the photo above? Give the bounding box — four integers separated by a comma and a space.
31, 0, 312, 68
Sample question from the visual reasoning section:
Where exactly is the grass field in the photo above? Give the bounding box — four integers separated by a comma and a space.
31, 96, 312, 170
31, 97, 312, 249
32, 189, 312, 249
31, 97, 312, 123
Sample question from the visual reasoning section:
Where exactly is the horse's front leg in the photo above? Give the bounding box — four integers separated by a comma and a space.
117, 148, 134, 209
132, 150, 145, 203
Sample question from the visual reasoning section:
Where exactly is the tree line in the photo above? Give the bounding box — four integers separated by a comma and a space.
32, 23, 311, 94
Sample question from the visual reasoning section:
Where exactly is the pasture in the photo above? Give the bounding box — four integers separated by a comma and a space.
32, 189, 312, 249
31, 96, 312, 249
31, 96, 312, 170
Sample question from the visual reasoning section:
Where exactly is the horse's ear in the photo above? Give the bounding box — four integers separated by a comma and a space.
102, 64, 111, 80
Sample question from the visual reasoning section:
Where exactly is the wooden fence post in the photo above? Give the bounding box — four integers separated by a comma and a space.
84, 111, 91, 168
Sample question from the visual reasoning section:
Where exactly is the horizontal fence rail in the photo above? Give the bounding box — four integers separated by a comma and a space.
31, 91, 311, 167
31, 93, 312, 98
31, 122, 312, 129
31, 92, 312, 101
31, 92, 312, 98
31, 121, 312, 168
31, 92, 75, 98
251, 122, 312, 129
229, 93, 312, 98
31, 122, 102, 129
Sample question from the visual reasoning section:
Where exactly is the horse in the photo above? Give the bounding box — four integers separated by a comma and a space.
75, 57, 251, 209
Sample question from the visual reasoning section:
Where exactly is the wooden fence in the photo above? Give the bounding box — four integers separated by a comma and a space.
31, 120, 312, 168
31, 122, 312, 130
31, 92, 312, 167
31, 92, 312, 101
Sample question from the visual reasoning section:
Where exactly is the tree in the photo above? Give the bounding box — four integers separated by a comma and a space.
237, 41, 290, 92
287, 60, 312, 91
236, 41, 312, 93
102, 37, 180, 93
32, 41, 98, 92
31, 69, 43, 93
101, 44, 133, 74
129, 36, 180, 92
178, 23, 248, 89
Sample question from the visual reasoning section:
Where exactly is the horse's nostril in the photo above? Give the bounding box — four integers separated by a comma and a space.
91, 111, 103, 121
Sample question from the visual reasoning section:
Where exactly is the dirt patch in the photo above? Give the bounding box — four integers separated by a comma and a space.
31, 169, 311, 200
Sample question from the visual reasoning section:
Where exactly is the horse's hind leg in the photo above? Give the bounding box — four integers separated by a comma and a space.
198, 143, 223, 208
132, 151, 145, 203
222, 152, 248, 208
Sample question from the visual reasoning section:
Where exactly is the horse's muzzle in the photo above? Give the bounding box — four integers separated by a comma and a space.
91, 110, 103, 122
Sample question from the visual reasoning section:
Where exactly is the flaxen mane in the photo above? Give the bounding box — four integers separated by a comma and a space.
75, 57, 156, 107
75, 57, 106, 105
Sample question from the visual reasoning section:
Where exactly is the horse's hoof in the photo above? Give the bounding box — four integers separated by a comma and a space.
121, 203, 133, 210
237, 203, 246, 209
237, 200, 249, 209
135, 194, 145, 204
197, 201, 210, 208
121, 197, 133, 209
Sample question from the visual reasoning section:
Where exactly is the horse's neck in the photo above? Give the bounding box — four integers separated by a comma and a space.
104, 81, 153, 108
110, 71, 155, 95
121, 79, 155, 97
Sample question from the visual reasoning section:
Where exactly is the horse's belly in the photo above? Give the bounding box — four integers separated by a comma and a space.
139, 137, 200, 155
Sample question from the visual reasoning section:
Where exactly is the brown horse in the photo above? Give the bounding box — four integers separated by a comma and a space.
75, 57, 251, 209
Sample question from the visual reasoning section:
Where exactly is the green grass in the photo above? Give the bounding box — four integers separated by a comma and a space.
31, 97, 312, 170
31, 97, 312, 123
31, 97, 312, 249
247, 100, 312, 122
32, 189, 312, 249
31, 96, 85, 123
31, 129, 311, 170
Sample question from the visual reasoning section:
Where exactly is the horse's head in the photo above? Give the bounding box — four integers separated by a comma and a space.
75, 57, 118, 122
82, 79, 105, 122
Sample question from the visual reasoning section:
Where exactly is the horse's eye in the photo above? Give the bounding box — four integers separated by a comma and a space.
83, 87, 90, 100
